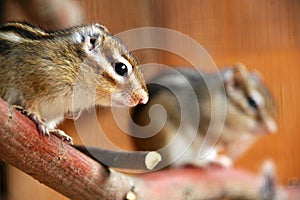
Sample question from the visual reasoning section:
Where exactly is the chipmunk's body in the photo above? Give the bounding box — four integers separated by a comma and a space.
0, 22, 148, 142
131, 64, 277, 168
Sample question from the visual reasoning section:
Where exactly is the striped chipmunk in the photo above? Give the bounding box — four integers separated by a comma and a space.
0, 22, 149, 144
131, 64, 277, 168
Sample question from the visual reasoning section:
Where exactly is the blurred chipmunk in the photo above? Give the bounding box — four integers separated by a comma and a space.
131, 64, 277, 168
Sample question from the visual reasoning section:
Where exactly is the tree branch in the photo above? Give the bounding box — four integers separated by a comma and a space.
0, 98, 134, 200
0, 98, 299, 200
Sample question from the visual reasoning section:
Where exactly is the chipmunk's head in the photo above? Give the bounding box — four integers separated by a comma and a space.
223, 63, 277, 135
72, 24, 148, 107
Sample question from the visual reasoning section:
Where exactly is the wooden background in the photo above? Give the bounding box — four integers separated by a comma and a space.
3, 0, 300, 199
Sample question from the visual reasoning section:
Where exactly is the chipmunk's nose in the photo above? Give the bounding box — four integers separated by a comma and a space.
138, 91, 149, 104
139, 98, 147, 105
131, 88, 148, 106
265, 118, 278, 133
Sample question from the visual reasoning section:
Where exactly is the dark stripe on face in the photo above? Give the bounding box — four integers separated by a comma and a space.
102, 71, 117, 86
122, 53, 137, 69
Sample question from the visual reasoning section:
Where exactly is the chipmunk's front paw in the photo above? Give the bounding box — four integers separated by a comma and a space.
14, 105, 50, 137
14, 105, 73, 144
50, 129, 74, 145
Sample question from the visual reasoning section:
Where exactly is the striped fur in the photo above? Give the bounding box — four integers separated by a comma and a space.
0, 21, 148, 132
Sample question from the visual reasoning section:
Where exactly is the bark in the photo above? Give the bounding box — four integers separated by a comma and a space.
0, 98, 133, 200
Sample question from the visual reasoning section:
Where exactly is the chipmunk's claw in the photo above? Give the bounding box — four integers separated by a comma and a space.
30, 113, 50, 137
14, 105, 50, 137
50, 129, 74, 145
14, 105, 73, 144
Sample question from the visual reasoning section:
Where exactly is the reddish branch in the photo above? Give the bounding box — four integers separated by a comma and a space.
0, 98, 299, 200
0, 98, 134, 200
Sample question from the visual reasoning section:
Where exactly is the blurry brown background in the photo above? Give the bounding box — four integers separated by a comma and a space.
2, 0, 300, 199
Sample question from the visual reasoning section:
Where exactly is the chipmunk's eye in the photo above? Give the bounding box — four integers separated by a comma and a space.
114, 62, 128, 77
247, 96, 258, 109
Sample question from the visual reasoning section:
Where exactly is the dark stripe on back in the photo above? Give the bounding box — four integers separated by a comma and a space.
0, 25, 55, 40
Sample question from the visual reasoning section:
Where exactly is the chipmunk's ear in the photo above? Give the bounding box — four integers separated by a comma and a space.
93, 23, 109, 34
83, 34, 100, 51
224, 63, 248, 92
73, 24, 108, 51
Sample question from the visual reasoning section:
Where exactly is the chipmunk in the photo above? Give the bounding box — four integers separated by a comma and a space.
131, 64, 277, 168
0, 22, 149, 144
